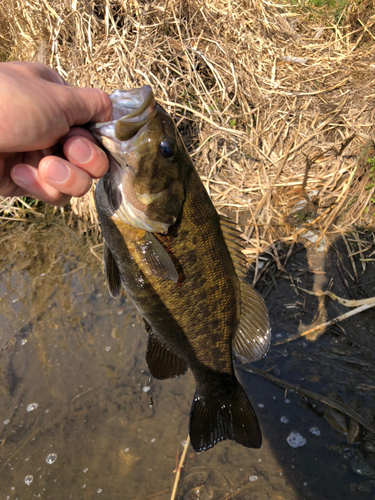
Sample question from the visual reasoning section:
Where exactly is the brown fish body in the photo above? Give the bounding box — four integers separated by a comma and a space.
98, 163, 240, 394
92, 85, 270, 451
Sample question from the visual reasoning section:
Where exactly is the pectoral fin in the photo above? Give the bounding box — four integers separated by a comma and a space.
233, 279, 271, 362
145, 323, 187, 380
136, 232, 178, 283
104, 244, 122, 299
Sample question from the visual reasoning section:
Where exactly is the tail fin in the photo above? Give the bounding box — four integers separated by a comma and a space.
189, 383, 261, 452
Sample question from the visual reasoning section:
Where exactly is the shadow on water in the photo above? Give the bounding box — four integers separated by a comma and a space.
0, 219, 374, 499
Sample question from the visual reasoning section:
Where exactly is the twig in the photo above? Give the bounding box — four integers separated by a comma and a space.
70, 387, 92, 404
219, 474, 252, 500
90, 243, 104, 263
342, 233, 359, 282
147, 489, 171, 499
275, 301, 375, 345
298, 287, 375, 307
170, 435, 190, 500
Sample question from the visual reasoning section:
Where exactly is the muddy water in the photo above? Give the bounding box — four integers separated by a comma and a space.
0, 221, 372, 499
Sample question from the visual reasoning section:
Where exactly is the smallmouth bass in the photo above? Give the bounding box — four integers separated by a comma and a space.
90, 85, 271, 452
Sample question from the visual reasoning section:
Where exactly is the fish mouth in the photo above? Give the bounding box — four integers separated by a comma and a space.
90, 85, 156, 148
111, 85, 155, 121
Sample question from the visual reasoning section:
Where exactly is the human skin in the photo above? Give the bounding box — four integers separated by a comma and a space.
0, 62, 112, 206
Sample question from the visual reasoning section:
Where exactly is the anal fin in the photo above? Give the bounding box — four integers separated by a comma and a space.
145, 323, 187, 380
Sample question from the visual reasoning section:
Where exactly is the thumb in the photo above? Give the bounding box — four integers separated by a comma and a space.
58, 86, 113, 126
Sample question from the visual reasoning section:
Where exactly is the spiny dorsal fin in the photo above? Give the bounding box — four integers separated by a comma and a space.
219, 215, 271, 362
219, 215, 247, 279
234, 279, 271, 362
145, 322, 187, 380
104, 244, 122, 299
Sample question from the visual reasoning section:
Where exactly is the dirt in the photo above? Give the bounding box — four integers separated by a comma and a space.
0, 218, 375, 500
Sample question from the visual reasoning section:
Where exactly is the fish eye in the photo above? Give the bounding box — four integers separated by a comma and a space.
159, 140, 176, 159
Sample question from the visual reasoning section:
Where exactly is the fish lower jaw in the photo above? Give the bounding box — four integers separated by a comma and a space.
115, 198, 170, 234
135, 189, 166, 205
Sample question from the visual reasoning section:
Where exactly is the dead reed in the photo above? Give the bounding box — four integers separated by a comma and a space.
1, 0, 374, 264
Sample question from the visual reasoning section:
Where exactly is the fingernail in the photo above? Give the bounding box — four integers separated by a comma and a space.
12, 164, 37, 185
44, 159, 70, 184
67, 137, 93, 164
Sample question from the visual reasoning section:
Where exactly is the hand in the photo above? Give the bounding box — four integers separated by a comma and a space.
0, 62, 112, 206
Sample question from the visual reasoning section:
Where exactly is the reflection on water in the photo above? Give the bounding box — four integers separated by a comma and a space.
0, 221, 370, 499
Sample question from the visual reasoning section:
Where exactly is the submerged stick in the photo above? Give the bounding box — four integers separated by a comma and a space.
275, 288, 375, 344
147, 489, 171, 499
238, 365, 375, 435
299, 287, 375, 307
276, 302, 375, 344
170, 435, 190, 500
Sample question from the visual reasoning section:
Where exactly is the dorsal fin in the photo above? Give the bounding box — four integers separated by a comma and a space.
219, 215, 271, 362
219, 215, 247, 279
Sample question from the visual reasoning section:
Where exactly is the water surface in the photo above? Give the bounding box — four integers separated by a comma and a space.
0, 220, 372, 499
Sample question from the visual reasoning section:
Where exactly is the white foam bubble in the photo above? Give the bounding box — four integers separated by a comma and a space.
309, 427, 321, 436
26, 403, 38, 412
287, 431, 306, 448
46, 453, 57, 464
24, 475, 33, 485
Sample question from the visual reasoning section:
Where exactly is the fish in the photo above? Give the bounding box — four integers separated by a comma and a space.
90, 85, 271, 452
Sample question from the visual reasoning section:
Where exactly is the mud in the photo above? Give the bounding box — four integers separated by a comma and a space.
0, 219, 374, 499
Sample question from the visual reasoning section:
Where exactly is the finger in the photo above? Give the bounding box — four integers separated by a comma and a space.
0, 172, 28, 198
62, 133, 109, 178
61, 127, 97, 144
38, 156, 93, 197
0, 154, 30, 197
57, 86, 112, 126
6, 62, 67, 85
11, 164, 71, 207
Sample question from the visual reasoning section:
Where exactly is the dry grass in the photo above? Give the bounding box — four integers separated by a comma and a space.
1, 0, 375, 263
